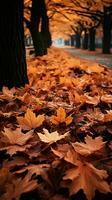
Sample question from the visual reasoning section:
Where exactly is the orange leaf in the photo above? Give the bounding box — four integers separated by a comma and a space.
63, 161, 110, 200
17, 108, 45, 130
50, 107, 73, 125
72, 135, 106, 156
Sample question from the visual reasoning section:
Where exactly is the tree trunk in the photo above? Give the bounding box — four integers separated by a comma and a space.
102, 6, 111, 54
30, 0, 45, 56
82, 29, 88, 49
41, 0, 52, 48
64, 40, 70, 46
75, 33, 81, 48
0, 0, 28, 90
30, 0, 51, 56
89, 27, 96, 51
71, 35, 75, 46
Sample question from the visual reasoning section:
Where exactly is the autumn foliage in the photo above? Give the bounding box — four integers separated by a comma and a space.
0, 48, 112, 200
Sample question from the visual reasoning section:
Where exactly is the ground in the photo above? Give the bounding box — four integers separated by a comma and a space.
0, 47, 112, 200
64, 47, 112, 68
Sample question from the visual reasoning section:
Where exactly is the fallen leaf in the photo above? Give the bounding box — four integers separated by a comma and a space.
2, 128, 33, 146
63, 161, 110, 200
50, 107, 73, 125
101, 94, 112, 103
104, 110, 112, 122
15, 164, 50, 177
37, 128, 69, 143
17, 108, 45, 130
72, 135, 106, 156
0, 128, 33, 155
1, 174, 38, 200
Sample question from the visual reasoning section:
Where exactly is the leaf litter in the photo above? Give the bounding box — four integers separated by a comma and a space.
0, 47, 112, 200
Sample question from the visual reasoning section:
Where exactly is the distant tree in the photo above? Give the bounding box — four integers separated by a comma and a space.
24, 0, 52, 56
0, 0, 28, 90
49, 0, 112, 53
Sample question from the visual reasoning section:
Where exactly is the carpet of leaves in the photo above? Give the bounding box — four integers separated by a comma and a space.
0, 47, 112, 200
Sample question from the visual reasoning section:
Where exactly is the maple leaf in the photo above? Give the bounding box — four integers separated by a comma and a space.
72, 135, 106, 156
0, 128, 33, 155
2, 128, 33, 146
50, 107, 73, 125
15, 164, 50, 176
17, 108, 45, 130
1, 175, 38, 200
37, 128, 69, 143
0, 86, 16, 100
63, 161, 110, 200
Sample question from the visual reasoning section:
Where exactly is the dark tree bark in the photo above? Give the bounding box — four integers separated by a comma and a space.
30, 0, 51, 56
41, 0, 52, 48
82, 29, 88, 49
102, 6, 112, 54
0, 0, 28, 90
64, 40, 70, 46
75, 33, 81, 48
30, 0, 45, 56
71, 35, 75, 46
89, 27, 96, 51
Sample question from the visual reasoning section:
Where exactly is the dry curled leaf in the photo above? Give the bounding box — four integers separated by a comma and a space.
17, 108, 45, 130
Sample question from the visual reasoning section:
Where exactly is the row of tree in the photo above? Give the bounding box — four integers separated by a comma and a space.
48, 0, 112, 54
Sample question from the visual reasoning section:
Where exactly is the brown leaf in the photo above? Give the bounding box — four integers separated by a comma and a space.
101, 94, 112, 103
2, 128, 33, 146
84, 94, 100, 105
15, 164, 50, 176
104, 110, 112, 122
72, 135, 106, 156
1, 175, 38, 200
0, 128, 33, 155
63, 161, 110, 200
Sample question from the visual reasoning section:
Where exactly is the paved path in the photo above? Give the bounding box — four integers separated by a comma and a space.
64, 47, 112, 68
